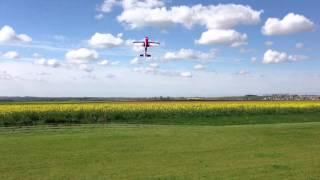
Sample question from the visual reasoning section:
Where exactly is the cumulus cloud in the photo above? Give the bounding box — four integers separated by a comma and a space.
133, 66, 192, 78
65, 48, 99, 64
262, 13, 315, 35
133, 67, 157, 74
122, 0, 164, 9
126, 39, 145, 52
97, 2, 261, 48
98, 0, 164, 13
180, 71, 192, 78
0, 25, 32, 43
2, 51, 19, 59
79, 64, 93, 72
193, 64, 206, 70
195, 29, 247, 47
262, 49, 308, 64
116, 3, 261, 30
98, 60, 109, 65
47, 59, 60, 68
130, 57, 143, 65
33, 53, 41, 58
236, 70, 250, 75
149, 63, 159, 68
95, 14, 104, 20
164, 48, 216, 61
98, 0, 118, 13
35, 58, 60, 68
89, 32, 124, 48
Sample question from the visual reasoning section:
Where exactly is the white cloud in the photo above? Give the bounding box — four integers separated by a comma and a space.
236, 70, 250, 75
65, 48, 99, 64
89, 32, 124, 48
265, 41, 273, 46
95, 14, 104, 20
98, 2, 261, 48
126, 39, 145, 52
46, 59, 60, 68
122, 0, 164, 9
263, 50, 287, 64
118, 7, 173, 29
79, 64, 93, 72
133, 66, 193, 78
195, 29, 247, 47
98, 0, 164, 13
98, 60, 109, 65
130, 57, 143, 65
295, 43, 304, 49
262, 13, 315, 35
149, 63, 159, 68
164, 48, 216, 61
2, 51, 19, 59
35, 58, 61, 68
189, 4, 262, 30
35, 59, 46, 65
133, 67, 157, 74
194, 64, 206, 70
180, 71, 192, 78
0, 25, 32, 43
17, 34, 32, 42
262, 49, 308, 64
33, 53, 41, 58
117, 3, 261, 30
98, 0, 118, 13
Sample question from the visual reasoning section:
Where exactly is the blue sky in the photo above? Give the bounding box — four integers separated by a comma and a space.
0, 0, 319, 97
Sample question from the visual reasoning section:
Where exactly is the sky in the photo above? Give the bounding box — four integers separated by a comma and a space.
0, 0, 319, 97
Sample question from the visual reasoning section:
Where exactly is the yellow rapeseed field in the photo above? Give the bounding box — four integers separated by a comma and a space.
0, 101, 320, 126
1, 101, 320, 112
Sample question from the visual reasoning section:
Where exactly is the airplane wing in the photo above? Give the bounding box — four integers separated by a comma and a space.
132, 41, 144, 44
149, 41, 160, 44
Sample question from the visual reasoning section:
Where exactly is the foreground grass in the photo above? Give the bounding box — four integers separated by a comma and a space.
1, 123, 320, 179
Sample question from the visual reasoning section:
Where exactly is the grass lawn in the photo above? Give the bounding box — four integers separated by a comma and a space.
1, 123, 320, 179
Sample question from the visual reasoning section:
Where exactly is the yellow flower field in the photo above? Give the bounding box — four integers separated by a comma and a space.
1, 101, 320, 126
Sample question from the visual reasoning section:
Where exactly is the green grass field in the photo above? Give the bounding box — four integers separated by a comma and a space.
1, 123, 320, 179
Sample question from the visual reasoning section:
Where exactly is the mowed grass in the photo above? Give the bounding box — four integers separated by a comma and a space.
1, 123, 320, 179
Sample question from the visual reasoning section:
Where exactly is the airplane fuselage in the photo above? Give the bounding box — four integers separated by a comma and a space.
143, 37, 149, 56
144, 37, 149, 47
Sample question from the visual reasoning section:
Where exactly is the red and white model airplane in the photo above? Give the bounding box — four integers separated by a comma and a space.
133, 36, 160, 57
